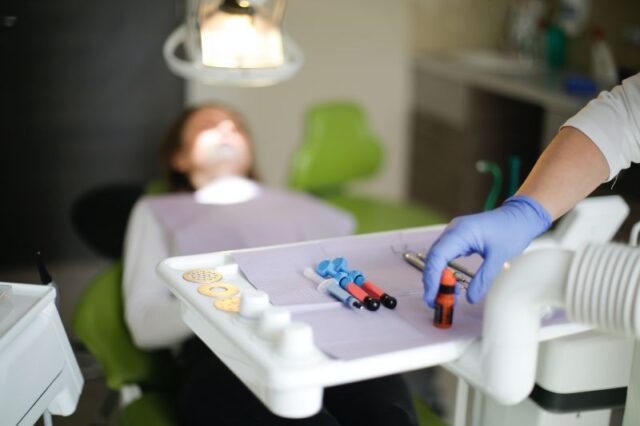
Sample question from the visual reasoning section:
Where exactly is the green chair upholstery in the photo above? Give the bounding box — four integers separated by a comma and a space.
328, 195, 445, 234
291, 103, 383, 193
290, 102, 448, 233
73, 262, 178, 425
412, 396, 448, 426
144, 180, 170, 196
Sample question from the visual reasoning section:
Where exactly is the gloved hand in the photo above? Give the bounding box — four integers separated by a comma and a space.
423, 195, 552, 307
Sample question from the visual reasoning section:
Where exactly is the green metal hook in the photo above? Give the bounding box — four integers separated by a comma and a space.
476, 160, 503, 211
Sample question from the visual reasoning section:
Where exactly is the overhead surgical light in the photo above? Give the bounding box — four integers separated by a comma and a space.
164, 0, 303, 86
199, 0, 283, 68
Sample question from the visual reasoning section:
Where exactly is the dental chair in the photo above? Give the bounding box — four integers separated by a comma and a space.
71, 183, 179, 425
289, 101, 448, 233
73, 262, 178, 426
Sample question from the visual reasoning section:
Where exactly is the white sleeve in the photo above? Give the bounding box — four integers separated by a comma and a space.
562, 73, 640, 181
122, 201, 193, 350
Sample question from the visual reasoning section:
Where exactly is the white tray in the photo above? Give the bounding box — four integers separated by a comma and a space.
158, 227, 589, 418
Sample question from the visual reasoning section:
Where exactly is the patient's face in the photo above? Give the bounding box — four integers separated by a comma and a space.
173, 107, 253, 188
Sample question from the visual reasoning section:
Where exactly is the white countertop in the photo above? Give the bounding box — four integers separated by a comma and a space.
415, 53, 593, 114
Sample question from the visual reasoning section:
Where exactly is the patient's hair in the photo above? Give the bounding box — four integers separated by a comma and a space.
161, 104, 258, 192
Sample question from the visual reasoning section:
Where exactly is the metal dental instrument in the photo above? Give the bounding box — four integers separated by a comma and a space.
449, 263, 475, 281
416, 252, 474, 283
403, 252, 425, 271
404, 252, 470, 291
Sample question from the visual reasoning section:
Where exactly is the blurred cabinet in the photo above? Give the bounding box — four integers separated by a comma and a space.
410, 55, 588, 216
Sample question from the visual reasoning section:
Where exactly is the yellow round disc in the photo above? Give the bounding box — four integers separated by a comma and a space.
182, 269, 222, 284
197, 283, 239, 298
214, 297, 241, 313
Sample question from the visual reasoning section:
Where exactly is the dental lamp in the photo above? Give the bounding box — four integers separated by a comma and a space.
164, 0, 303, 86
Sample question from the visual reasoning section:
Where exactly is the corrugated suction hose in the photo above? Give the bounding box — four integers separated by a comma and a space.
566, 243, 640, 338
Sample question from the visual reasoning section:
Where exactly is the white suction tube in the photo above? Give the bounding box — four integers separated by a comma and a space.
480, 242, 640, 405
482, 249, 574, 405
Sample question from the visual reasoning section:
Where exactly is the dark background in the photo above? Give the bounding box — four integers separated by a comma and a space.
0, 0, 184, 268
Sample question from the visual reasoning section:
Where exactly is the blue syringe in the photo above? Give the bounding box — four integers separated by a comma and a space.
303, 268, 363, 310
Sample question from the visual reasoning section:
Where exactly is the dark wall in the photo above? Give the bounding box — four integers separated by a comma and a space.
0, 0, 184, 267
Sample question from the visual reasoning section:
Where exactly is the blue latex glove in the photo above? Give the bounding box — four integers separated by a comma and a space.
423, 195, 552, 307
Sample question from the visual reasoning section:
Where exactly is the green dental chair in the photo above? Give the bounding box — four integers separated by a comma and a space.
73, 262, 178, 426
71, 184, 178, 426
290, 102, 447, 233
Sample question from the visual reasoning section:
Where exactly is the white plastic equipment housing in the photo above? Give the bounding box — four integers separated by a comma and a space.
277, 322, 315, 359
239, 290, 270, 320
536, 330, 634, 394
487, 249, 574, 404
537, 195, 629, 250
258, 307, 291, 340
0, 283, 83, 425
452, 243, 640, 405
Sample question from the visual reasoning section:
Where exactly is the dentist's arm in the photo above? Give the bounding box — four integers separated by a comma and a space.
526, 72, 640, 219
516, 127, 609, 219
423, 74, 640, 307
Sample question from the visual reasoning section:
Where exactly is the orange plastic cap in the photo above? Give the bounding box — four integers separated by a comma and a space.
440, 268, 456, 286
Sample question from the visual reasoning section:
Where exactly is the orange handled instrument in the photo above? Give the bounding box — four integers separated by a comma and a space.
433, 268, 456, 329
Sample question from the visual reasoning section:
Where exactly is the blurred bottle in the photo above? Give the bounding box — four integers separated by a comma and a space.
557, 0, 591, 37
546, 24, 567, 70
533, 19, 548, 66
503, 0, 546, 62
591, 26, 618, 88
